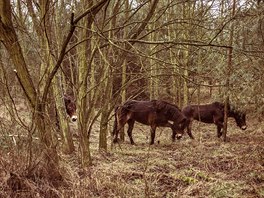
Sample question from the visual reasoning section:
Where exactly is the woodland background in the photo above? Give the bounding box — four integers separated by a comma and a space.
0, 0, 263, 197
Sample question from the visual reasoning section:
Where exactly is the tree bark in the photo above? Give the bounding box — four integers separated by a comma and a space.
0, 0, 61, 181
0, 1, 37, 107
53, 73, 75, 153
223, 0, 236, 142
76, 0, 94, 166
1, 0, 110, 172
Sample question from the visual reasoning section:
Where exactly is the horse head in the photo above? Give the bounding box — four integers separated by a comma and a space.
233, 111, 247, 130
64, 95, 77, 122
228, 105, 247, 130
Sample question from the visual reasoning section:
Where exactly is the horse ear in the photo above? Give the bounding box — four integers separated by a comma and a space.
63, 95, 71, 105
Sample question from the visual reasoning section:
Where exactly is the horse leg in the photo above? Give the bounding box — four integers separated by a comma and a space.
112, 112, 119, 143
127, 119, 135, 145
113, 123, 120, 143
150, 125, 157, 145
214, 117, 224, 138
171, 129, 176, 142
113, 111, 127, 143
169, 123, 177, 142
186, 119, 195, 139
170, 123, 182, 142
217, 125, 223, 138
213, 113, 224, 138
113, 120, 123, 143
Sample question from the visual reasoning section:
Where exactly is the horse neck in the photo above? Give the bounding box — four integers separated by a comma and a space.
228, 108, 240, 118
171, 108, 183, 122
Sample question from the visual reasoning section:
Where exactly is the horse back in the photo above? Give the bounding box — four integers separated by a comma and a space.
120, 100, 182, 126
123, 100, 155, 112
183, 103, 224, 123
117, 100, 157, 125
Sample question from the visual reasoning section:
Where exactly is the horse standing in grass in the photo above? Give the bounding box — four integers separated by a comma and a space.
182, 102, 247, 139
112, 100, 187, 145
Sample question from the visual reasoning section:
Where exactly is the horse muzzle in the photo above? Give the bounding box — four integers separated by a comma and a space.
71, 115, 77, 122
176, 134, 183, 139
241, 125, 247, 130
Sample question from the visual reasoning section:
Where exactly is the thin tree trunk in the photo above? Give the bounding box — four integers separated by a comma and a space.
99, 59, 112, 151
53, 73, 74, 153
182, 1, 193, 107
53, 1, 74, 153
149, 24, 158, 100
166, 2, 180, 105
223, 0, 236, 142
120, 58, 126, 141
39, 0, 75, 154
76, 0, 94, 166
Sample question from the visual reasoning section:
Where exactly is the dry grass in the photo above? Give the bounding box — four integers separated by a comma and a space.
0, 113, 263, 197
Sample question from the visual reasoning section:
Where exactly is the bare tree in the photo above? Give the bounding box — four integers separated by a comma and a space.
0, 0, 109, 178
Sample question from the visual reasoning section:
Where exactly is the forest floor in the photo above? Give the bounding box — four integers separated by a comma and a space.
85, 117, 264, 198
0, 112, 263, 198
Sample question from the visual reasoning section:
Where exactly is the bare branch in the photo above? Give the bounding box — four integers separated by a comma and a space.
41, 0, 110, 105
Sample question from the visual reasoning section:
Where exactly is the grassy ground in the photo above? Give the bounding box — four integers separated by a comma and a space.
0, 115, 263, 197
86, 118, 263, 198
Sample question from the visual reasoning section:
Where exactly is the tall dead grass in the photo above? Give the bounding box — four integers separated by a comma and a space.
0, 115, 263, 197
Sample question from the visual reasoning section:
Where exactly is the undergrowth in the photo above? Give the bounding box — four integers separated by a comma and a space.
0, 117, 263, 198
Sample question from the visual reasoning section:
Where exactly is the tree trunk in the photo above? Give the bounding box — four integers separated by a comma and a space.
99, 65, 112, 151
0, 2, 37, 107
75, 0, 110, 165
181, 1, 193, 107
53, 73, 75, 153
1, 0, 109, 172
119, 58, 126, 141
38, 0, 75, 154
76, 0, 94, 166
223, 0, 236, 142
0, 0, 60, 180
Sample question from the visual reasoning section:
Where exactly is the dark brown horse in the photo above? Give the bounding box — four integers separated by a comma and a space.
182, 102, 247, 139
64, 95, 77, 122
112, 100, 187, 145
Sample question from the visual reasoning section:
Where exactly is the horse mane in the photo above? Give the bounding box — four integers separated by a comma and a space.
229, 104, 246, 116
122, 100, 155, 112
121, 99, 182, 116
153, 100, 182, 121
212, 101, 225, 109
212, 101, 245, 115
153, 100, 180, 111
